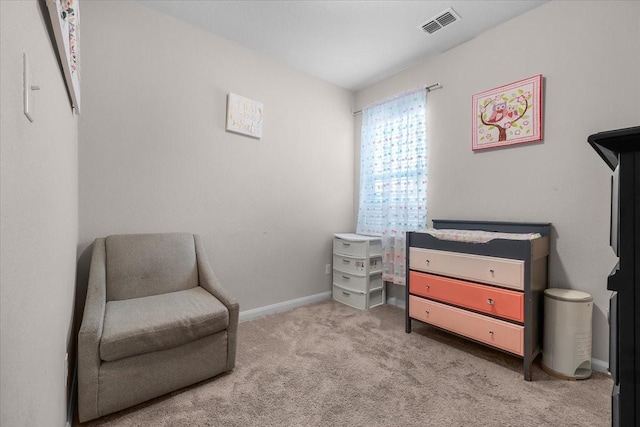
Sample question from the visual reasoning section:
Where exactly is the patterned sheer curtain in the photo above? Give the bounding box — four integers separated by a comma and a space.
356, 88, 427, 285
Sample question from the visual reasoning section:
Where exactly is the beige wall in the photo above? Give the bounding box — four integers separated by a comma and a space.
0, 1, 79, 425
78, 1, 355, 311
355, 0, 640, 365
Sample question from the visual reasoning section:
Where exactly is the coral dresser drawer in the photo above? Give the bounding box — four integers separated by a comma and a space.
409, 296, 524, 356
409, 248, 525, 290
409, 272, 524, 322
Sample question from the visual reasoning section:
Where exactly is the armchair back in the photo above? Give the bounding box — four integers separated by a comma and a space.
105, 233, 198, 301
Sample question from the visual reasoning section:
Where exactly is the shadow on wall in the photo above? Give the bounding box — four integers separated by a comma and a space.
547, 225, 570, 289
74, 243, 94, 338
69, 242, 94, 416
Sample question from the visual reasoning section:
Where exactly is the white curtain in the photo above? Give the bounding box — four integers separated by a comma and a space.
356, 88, 427, 285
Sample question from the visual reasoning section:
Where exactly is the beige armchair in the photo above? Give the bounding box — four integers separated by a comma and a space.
78, 233, 238, 422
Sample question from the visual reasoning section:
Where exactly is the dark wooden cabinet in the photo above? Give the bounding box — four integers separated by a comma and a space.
588, 126, 640, 427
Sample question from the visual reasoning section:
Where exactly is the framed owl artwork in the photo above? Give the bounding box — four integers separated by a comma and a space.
472, 75, 543, 151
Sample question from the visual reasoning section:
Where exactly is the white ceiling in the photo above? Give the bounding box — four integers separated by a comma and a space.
141, 0, 548, 92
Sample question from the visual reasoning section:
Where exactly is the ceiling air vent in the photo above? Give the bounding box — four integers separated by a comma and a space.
418, 7, 461, 35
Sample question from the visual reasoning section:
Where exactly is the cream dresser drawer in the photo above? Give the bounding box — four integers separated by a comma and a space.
409, 248, 525, 290
409, 296, 524, 356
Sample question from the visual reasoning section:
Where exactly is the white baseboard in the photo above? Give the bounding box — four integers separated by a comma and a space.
239, 291, 332, 322
591, 357, 609, 374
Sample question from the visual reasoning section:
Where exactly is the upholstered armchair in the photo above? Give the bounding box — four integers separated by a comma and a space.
78, 233, 238, 422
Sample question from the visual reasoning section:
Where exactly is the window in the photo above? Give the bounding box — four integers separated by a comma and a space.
356, 89, 427, 285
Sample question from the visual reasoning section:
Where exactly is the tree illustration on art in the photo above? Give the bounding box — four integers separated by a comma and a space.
477, 90, 533, 143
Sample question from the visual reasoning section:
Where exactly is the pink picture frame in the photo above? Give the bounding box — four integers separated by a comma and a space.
472, 74, 543, 151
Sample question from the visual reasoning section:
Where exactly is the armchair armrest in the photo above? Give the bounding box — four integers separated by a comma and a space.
194, 235, 239, 370
194, 235, 239, 311
78, 238, 107, 422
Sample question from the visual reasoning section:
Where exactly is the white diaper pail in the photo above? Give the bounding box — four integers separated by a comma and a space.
542, 288, 593, 380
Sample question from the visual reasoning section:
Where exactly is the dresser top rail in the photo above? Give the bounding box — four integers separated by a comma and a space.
431, 220, 551, 237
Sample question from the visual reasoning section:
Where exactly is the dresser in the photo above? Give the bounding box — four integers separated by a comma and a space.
406, 220, 550, 381
332, 233, 385, 310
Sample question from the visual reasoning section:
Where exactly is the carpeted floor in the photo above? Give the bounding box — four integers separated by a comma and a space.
79, 299, 612, 426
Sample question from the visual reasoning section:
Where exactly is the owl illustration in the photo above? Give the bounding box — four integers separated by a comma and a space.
505, 104, 518, 120
486, 102, 506, 123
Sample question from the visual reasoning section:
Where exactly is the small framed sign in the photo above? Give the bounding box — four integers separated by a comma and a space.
226, 93, 264, 139
472, 74, 543, 151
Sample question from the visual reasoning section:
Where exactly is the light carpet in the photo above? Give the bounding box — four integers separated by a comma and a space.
79, 299, 612, 426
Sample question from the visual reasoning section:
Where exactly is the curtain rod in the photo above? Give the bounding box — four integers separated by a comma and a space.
352, 83, 441, 116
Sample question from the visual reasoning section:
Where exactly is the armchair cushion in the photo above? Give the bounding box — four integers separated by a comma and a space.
100, 286, 229, 362
105, 233, 199, 301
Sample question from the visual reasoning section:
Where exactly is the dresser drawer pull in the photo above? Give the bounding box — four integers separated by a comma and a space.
342, 275, 350, 281
425, 259, 430, 266
487, 298, 494, 306
424, 284, 430, 289
342, 291, 350, 297
489, 269, 495, 275
489, 330, 494, 335
342, 259, 351, 264
342, 242, 351, 247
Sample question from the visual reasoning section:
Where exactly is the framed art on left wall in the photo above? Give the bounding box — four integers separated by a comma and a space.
46, 0, 80, 114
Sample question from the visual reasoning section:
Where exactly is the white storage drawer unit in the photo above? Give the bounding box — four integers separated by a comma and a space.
332, 233, 385, 310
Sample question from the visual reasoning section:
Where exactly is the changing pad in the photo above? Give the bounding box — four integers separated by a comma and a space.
419, 228, 542, 243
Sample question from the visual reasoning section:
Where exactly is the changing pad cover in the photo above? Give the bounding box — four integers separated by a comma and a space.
419, 228, 541, 243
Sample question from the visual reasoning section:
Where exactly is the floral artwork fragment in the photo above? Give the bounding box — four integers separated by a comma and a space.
46, 0, 80, 112
60, 0, 78, 76
472, 75, 543, 151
